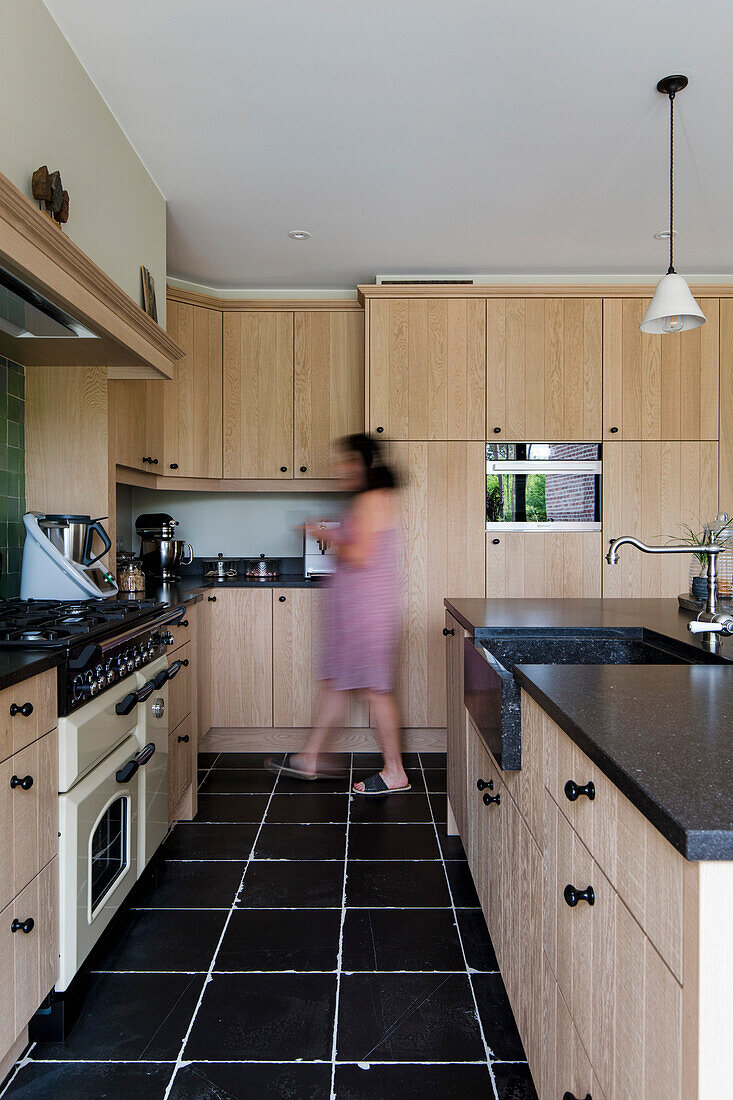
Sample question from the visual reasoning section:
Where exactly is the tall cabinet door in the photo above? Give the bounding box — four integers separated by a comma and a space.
603, 298, 719, 440
164, 300, 223, 477
602, 441, 719, 597
392, 442, 486, 728
209, 590, 273, 727
113, 380, 160, 472
369, 299, 485, 440
486, 532, 602, 598
293, 311, 365, 478
223, 312, 294, 478
486, 298, 602, 440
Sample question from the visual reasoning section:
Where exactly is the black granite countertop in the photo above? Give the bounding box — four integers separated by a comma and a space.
0, 650, 65, 693
515, 663, 733, 861
137, 572, 325, 607
444, 598, 733, 860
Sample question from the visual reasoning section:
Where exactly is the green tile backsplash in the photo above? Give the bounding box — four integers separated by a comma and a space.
0, 358, 25, 598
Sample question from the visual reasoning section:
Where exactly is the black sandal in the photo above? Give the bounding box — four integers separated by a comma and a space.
352, 772, 412, 795
265, 753, 318, 780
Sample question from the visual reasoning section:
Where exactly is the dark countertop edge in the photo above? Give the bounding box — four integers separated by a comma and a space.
513, 666, 696, 859
0, 651, 65, 693
444, 599, 478, 634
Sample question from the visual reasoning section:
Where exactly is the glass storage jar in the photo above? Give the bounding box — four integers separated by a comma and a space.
117, 557, 146, 594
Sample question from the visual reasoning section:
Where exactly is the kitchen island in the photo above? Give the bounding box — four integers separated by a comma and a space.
443, 597, 733, 1100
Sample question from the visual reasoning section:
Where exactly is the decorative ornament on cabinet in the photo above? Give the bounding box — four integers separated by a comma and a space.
640, 76, 705, 335
31, 165, 69, 226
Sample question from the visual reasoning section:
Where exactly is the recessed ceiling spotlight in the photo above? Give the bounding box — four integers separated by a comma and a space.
653, 229, 678, 240
288, 230, 311, 240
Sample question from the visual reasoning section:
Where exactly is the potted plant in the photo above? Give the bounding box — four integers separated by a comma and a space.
670, 517, 731, 600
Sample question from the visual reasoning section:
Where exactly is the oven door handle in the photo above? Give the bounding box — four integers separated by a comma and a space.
115, 743, 156, 784
167, 660, 183, 680
152, 669, 169, 690
115, 681, 154, 716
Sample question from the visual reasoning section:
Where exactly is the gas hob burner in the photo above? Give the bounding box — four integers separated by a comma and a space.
18, 628, 72, 642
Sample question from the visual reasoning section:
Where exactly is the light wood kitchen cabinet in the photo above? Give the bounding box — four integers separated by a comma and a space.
208, 589, 273, 727
168, 641, 191, 734
168, 718, 194, 824
294, 311, 365, 478
0, 669, 55, 759
223, 311, 294, 478
486, 531, 602, 599
0, 729, 57, 913
162, 299, 223, 477
486, 297, 602, 440
369, 298, 485, 440
392, 442, 485, 728
602, 441, 718, 598
444, 611, 469, 837
603, 297, 719, 441
112, 378, 160, 472
272, 588, 368, 729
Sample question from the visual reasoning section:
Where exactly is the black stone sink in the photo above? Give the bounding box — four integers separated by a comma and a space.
464, 629, 697, 770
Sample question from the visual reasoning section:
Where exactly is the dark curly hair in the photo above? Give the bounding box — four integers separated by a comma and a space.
340, 433, 398, 492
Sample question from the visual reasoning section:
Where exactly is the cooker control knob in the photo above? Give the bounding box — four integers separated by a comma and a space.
126, 657, 135, 673
96, 676, 106, 692
105, 660, 116, 683
87, 673, 99, 697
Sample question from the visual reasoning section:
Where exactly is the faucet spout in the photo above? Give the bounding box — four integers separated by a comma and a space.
605, 534, 726, 617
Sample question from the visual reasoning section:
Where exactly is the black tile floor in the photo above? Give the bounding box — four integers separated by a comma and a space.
2, 752, 538, 1100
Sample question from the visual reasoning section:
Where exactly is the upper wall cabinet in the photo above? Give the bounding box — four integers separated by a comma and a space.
369, 298, 485, 440
223, 309, 364, 479
486, 298, 602, 441
294, 311, 365, 478
223, 312, 294, 478
163, 301, 223, 477
603, 298, 719, 441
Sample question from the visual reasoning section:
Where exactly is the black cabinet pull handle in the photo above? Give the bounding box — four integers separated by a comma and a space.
493, 427, 502, 434
280, 466, 288, 472
563, 1093, 592, 1100
208, 596, 217, 602
10, 702, 33, 718
483, 792, 501, 805
170, 463, 179, 469
11, 917, 34, 934
152, 458, 159, 465
178, 734, 190, 743
376, 426, 384, 433
476, 778, 493, 791
492, 538, 500, 545
443, 627, 455, 636
564, 884, 595, 907
180, 658, 189, 668
564, 779, 596, 802
300, 466, 307, 472
10, 775, 33, 791
609, 426, 619, 434
279, 595, 286, 602
180, 620, 189, 628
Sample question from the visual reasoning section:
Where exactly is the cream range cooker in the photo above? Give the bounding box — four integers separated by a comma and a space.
0, 597, 185, 1017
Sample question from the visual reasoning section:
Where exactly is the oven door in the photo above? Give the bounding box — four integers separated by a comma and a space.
57, 735, 140, 991
58, 681, 140, 793
135, 656, 169, 871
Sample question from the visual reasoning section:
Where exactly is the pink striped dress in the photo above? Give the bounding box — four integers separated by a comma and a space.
319, 509, 402, 693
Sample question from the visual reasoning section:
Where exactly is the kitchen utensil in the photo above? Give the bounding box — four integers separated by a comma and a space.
244, 553, 280, 578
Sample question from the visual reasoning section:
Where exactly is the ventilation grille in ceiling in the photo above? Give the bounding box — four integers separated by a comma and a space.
374, 276, 476, 285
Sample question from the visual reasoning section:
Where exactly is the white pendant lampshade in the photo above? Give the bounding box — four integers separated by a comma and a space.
641, 75, 705, 335
640, 272, 706, 333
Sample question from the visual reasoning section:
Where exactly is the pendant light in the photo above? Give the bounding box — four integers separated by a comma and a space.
640, 75, 705, 334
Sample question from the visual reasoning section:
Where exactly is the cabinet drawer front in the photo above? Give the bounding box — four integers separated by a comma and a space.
11, 731, 57, 900
168, 720, 194, 823
0, 670, 56, 762
542, 958, 597, 1100
168, 643, 191, 732
168, 614, 192, 654
543, 705, 682, 981
5, 859, 57, 1039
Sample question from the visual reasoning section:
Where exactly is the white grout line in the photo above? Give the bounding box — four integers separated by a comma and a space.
329, 754, 353, 1100
417, 753, 500, 1100
196, 752, 221, 791
161, 762, 282, 1098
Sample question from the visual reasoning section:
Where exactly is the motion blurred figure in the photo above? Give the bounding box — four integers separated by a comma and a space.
268, 434, 409, 794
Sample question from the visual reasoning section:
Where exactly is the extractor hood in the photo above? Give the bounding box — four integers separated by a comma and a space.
0, 265, 98, 339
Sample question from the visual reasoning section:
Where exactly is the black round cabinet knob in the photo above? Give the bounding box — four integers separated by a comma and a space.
483, 792, 501, 806
279, 596, 286, 602
300, 466, 307, 472
280, 466, 288, 472
609, 426, 619, 434
11, 917, 34, 934
178, 734, 190, 743
10, 775, 33, 791
563, 1093, 592, 1100
492, 538, 500, 545
442, 627, 455, 636
493, 427, 502, 434
564, 779, 596, 802
170, 463, 179, 470
376, 426, 384, 433
10, 702, 33, 718
476, 778, 493, 791
207, 596, 217, 602
564, 883, 595, 907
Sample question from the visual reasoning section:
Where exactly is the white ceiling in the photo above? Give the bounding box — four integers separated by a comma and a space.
44, 0, 733, 290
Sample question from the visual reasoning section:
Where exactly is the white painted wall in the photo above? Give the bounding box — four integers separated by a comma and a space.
118, 489, 347, 558
0, 0, 166, 323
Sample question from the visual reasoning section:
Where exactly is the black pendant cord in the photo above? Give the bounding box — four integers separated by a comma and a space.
668, 91, 675, 274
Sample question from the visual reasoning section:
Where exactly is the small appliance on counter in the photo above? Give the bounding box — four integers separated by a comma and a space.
20, 512, 117, 599
136, 512, 193, 582
244, 553, 281, 579
304, 520, 339, 578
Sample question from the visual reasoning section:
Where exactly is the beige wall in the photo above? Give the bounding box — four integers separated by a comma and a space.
0, 0, 166, 324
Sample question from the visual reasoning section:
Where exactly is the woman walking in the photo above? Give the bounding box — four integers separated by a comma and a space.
268, 433, 408, 794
